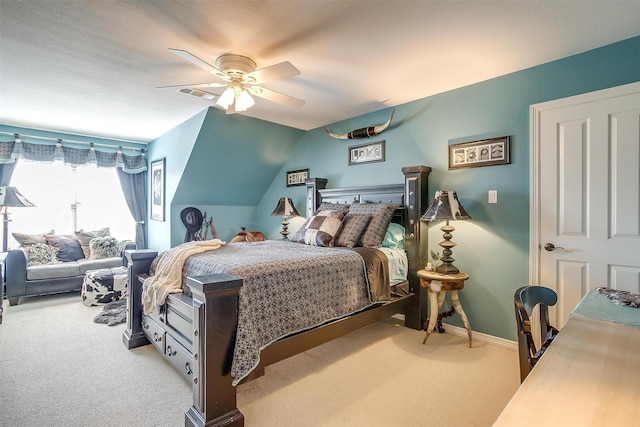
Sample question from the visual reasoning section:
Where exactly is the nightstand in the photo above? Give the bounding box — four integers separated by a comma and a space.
418, 269, 472, 347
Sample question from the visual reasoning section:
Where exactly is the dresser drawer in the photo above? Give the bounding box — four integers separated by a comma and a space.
165, 334, 194, 382
141, 316, 165, 354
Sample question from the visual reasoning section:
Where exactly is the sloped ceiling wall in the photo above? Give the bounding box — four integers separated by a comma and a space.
173, 108, 304, 206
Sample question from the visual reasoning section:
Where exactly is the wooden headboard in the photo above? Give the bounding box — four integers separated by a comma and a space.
304, 165, 431, 329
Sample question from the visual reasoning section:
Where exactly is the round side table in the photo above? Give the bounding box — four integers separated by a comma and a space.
418, 269, 472, 347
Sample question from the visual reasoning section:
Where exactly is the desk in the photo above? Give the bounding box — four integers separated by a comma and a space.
494, 290, 640, 426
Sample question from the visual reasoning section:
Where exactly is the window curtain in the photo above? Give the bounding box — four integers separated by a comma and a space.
0, 160, 17, 186
0, 138, 148, 247
0, 140, 147, 173
117, 168, 148, 249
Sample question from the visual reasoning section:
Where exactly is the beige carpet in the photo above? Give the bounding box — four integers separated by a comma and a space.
0, 294, 520, 426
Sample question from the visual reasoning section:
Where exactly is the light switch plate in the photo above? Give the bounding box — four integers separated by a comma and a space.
488, 190, 498, 204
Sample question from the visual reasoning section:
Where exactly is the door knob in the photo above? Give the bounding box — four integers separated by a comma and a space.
543, 242, 565, 251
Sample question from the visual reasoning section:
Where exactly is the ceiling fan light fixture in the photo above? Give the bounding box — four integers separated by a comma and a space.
216, 86, 235, 109
235, 89, 255, 112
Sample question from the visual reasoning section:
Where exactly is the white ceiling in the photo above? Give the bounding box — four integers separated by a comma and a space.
1, 1, 639, 143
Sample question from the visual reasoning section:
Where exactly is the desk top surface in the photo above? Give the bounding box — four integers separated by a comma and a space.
494, 290, 640, 426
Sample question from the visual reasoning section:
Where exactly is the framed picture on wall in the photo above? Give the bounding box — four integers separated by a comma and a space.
348, 140, 385, 166
448, 136, 510, 170
286, 168, 309, 187
150, 158, 165, 221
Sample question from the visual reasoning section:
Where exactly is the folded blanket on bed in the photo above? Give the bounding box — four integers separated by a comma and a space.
142, 239, 226, 315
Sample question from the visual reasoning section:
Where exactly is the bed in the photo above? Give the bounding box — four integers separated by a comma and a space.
123, 165, 431, 427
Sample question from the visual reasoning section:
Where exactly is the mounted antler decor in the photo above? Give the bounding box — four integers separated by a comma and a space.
324, 108, 395, 140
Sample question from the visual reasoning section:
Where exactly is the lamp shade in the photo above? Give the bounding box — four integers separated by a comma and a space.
216, 86, 235, 109
0, 186, 35, 208
420, 190, 471, 222
271, 197, 300, 218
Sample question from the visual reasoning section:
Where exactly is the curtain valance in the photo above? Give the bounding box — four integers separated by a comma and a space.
0, 140, 147, 174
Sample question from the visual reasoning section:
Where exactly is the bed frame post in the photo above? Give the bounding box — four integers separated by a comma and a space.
123, 249, 158, 349
185, 274, 244, 427
402, 165, 431, 330
305, 177, 328, 217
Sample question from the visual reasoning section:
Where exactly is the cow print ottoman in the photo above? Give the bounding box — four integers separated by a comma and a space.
81, 266, 128, 306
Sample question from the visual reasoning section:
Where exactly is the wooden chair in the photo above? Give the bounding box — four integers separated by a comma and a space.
514, 285, 558, 382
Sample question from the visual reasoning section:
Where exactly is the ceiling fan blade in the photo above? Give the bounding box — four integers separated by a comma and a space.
157, 82, 227, 90
168, 48, 230, 82
243, 61, 300, 85
248, 86, 305, 108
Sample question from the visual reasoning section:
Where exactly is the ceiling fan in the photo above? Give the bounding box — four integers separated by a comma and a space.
159, 48, 305, 113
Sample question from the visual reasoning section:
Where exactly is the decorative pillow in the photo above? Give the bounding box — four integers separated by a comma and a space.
75, 227, 110, 258
315, 202, 350, 216
382, 222, 406, 249
347, 203, 398, 248
89, 236, 120, 259
302, 215, 343, 247
334, 214, 371, 248
23, 243, 60, 267
45, 234, 86, 262
12, 230, 55, 246
290, 209, 346, 243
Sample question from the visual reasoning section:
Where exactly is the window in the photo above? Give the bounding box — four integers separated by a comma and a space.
7, 160, 135, 248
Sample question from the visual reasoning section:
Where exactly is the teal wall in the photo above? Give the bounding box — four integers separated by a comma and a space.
146, 109, 207, 250
148, 107, 304, 249
253, 36, 640, 340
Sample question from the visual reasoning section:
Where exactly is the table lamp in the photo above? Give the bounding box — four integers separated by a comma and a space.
271, 197, 300, 240
420, 190, 471, 274
0, 186, 36, 252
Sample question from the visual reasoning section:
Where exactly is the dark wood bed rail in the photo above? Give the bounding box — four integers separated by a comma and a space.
123, 165, 431, 427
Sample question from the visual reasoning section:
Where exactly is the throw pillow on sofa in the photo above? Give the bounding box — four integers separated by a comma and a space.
23, 243, 61, 267
12, 229, 55, 246
89, 236, 120, 259
45, 234, 86, 262
75, 227, 110, 258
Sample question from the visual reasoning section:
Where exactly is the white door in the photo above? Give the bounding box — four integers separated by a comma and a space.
531, 82, 640, 329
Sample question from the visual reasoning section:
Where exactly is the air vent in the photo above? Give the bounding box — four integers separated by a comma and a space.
178, 88, 217, 101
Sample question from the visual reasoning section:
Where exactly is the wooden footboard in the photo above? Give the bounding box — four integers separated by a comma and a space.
124, 250, 245, 426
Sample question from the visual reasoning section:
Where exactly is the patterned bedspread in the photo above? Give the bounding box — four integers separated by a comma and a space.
180, 240, 383, 385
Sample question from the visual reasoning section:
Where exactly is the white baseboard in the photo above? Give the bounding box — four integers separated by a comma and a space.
391, 314, 517, 351
443, 323, 517, 351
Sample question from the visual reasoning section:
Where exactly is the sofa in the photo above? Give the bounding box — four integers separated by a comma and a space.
5, 228, 135, 306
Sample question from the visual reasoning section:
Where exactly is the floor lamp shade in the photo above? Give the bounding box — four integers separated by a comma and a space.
0, 186, 36, 252
271, 197, 301, 240
421, 190, 471, 274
